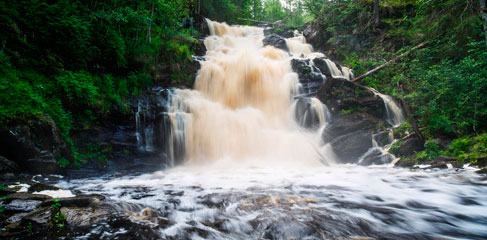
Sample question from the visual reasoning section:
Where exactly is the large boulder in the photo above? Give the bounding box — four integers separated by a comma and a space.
264, 26, 295, 38
390, 134, 424, 157
263, 34, 289, 52
317, 77, 385, 119
0, 155, 18, 173
321, 114, 384, 163
291, 58, 326, 95
0, 117, 70, 174
60, 206, 111, 226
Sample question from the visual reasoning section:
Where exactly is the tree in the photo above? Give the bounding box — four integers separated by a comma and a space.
374, 0, 380, 27
481, 0, 487, 46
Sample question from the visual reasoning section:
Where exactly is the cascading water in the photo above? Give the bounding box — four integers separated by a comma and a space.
155, 19, 332, 167
57, 21, 486, 240
370, 88, 406, 127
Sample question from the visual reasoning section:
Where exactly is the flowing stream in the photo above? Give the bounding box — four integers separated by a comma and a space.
59, 21, 486, 239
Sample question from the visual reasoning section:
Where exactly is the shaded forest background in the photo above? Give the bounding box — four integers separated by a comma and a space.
0, 0, 486, 167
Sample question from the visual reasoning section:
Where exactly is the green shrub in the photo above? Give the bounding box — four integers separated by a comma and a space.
416, 139, 441, 162
446, 133, 487, 163
393, 121, 413, 139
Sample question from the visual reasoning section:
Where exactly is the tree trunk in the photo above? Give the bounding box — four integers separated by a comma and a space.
399, 98, 425, 144
374, 0, 380, 27
351, 41, 428, 82
481, 0, 487, 46
147, 4, 154, 44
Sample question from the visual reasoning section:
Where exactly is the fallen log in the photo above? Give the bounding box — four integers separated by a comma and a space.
237, 16, 289, 26
351, 41, 429, 82
237, 18, 274, 25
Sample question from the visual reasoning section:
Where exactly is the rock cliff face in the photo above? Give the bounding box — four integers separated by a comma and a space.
0, 118, 68, 175
289, 52, 398, 164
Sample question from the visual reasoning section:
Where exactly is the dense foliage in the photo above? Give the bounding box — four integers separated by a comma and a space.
197, 0, 312, 26
0, 0, 312, 167
0, 0, 194, 167
308, 0, 487, 163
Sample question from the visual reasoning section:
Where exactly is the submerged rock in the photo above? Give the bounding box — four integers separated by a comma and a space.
60, 206, 111, 226
40, 194, 105, 208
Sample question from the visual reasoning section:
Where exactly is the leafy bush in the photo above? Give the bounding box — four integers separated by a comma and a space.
416, 139, 441, 162
446, 133, 487, 164
393, 121, 413, 139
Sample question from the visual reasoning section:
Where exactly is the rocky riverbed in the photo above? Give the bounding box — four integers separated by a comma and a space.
1, 164, 486, 240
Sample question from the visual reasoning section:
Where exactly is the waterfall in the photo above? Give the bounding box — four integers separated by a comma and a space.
369, 88, 406, 127
152, 19, 335, 167
286, 35, 313, 56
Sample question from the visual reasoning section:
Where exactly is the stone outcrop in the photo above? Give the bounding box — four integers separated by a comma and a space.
290, 52, 392, 164
263, 34, 289, 52
390, 134, 424, 157
0, 182, 164, 239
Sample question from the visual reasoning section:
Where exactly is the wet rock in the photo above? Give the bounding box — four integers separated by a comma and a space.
0, 172, 16, 180
104, 216, 162, 239
28, 182, 60, 193
263, 34, 288, 52
0, 117, 68, 174
26, 151, 58, 174
7, 193, 52, 203
21, 207, 52, 225
291, 58, 326, 95
130, 207, 160, 223
317, 77, 385, 119
476, 168, 487, 174
359, 148, 395, 166
303, 21, 330, 54
391, 134, 424, 157
193, 14, 210, 37
322, 115, 382, 163
60, 206, 111, 226
427, 162, 448, 169
394, 158, 417, 168
373, 131, 393, 147
329, 129, 373, 163
4, 199, 42, 212
361, 153, 395, 166
312, 57, 336, 78
6, 212, 29, 224
434, 155, 457, 162
264, 27, 295, 38
41, 194, 105, 208
192, 38, 206, 56
294, 97, 327, 128
476, 156, 487, 168
0, 155, 18, 173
